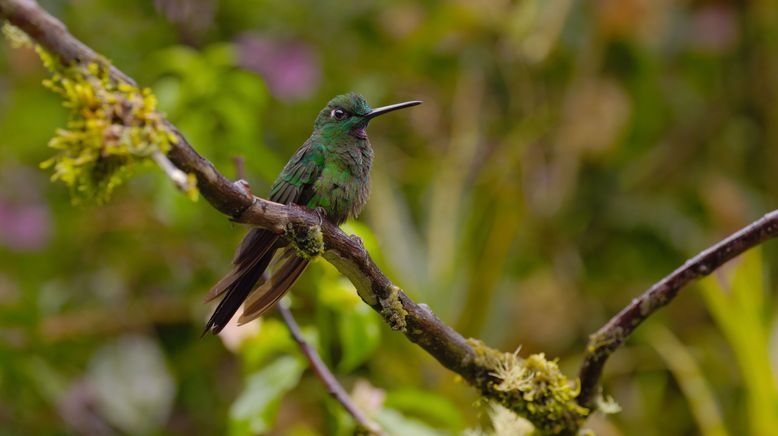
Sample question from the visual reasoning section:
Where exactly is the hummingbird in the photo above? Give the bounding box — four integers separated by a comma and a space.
204, 93, 421, 335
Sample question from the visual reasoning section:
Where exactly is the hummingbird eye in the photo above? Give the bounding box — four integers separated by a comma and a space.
331, 109, 347, 120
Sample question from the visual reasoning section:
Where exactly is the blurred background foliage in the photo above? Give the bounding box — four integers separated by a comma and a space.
1, 0, 778, 434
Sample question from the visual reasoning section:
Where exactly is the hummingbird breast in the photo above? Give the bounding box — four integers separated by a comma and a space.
312, 140, 373, 225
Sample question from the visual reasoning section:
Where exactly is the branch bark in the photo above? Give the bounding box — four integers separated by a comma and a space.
577, 210, 778, 407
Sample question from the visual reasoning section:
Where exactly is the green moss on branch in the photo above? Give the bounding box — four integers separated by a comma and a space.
3, 24, 196, 202
379, 285, 408, 332
285, 223, 325, 259
468, 339, 590, 435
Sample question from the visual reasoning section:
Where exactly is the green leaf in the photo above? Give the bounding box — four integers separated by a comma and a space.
318, 273, 363, 309
643, 325, 727, 436
149, 46, 204, 78
699, 247, 778, 435
226, 70, 268, 105
239, 318, 295, 369
151, 76, 183, 114
384, 388, 465, 430
202, 43, 237, 67
230, 355, 306, 435
341, 221, 381, 256
375, 408, 446, 436
337, 303, 381, 372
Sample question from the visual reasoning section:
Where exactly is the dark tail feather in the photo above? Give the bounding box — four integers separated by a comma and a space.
238, 248, 309, 324
205, 229, 278, 303
203, 229, 279, 335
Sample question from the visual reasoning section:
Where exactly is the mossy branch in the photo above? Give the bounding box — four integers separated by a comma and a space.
3, 18, 196, 202
0, 1, 590, 432
10, 0, 778, 434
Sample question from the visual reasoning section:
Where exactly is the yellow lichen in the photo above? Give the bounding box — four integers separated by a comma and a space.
466, 340, 589, 435
40, 59, 176, 202
379, 285, 407, 332
586, 327, 624, 357
595, 394, 621, 415
183, 172, 199, 201
286, 223, 324, 259
491, 348, 533, 392
468, 338, 506, 370
2, 23, 32, 48
2, 26, 197, 203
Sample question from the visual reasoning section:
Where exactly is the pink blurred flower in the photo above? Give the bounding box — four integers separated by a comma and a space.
690, 5, 740, 54
0, 165, 51, 252
237, 34, 321, 102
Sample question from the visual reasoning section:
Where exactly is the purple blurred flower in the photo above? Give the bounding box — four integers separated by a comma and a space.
0, 165, 51, 252
154, 0, 216, 35
690, 5, 739, 54
237, 34, 321, 102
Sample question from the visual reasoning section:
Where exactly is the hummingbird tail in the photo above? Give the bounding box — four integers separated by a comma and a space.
204, 229, 280, 335
238, 247, 309, 325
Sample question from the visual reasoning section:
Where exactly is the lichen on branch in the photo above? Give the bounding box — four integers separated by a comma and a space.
2, 23, 196, 202
285, 222, 325, 259
468, 340, 590, 434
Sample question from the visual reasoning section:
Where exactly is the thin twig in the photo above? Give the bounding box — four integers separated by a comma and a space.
232, 156, 246, 181
577, 210, 778, 407
151, 150, 193, 192
278, 301, 383, 435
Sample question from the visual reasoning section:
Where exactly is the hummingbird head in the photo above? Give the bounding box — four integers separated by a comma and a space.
314, 93, 421, 141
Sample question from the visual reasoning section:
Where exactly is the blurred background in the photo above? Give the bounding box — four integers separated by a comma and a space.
2, 0, 778, 434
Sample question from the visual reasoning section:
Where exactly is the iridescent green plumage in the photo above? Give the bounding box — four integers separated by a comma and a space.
204, 93, 420, 334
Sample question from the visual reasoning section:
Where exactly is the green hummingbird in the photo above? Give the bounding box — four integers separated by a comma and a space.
204, 93, 421, 334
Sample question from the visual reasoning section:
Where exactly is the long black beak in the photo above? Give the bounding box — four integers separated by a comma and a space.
364, 100, 422, 120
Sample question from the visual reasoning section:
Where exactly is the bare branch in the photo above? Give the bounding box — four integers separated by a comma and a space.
278, 302, 384, 435
577, 210, 778, 407
151, 150, 194, 193
232, 156, 246, 181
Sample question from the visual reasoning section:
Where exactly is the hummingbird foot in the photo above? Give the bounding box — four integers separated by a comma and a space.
313, 206, 328, 226
349, 234, 365, 249
227, 179, 257, 222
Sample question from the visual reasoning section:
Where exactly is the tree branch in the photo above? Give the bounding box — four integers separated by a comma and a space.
577, 210, 778, 407
151, 150, 195, 194
3, 0, 572, 430
0, 0, 482, 377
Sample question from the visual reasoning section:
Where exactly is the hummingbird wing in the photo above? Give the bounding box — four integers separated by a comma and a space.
269, 141, 325, 205
204, 141, 323, 335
